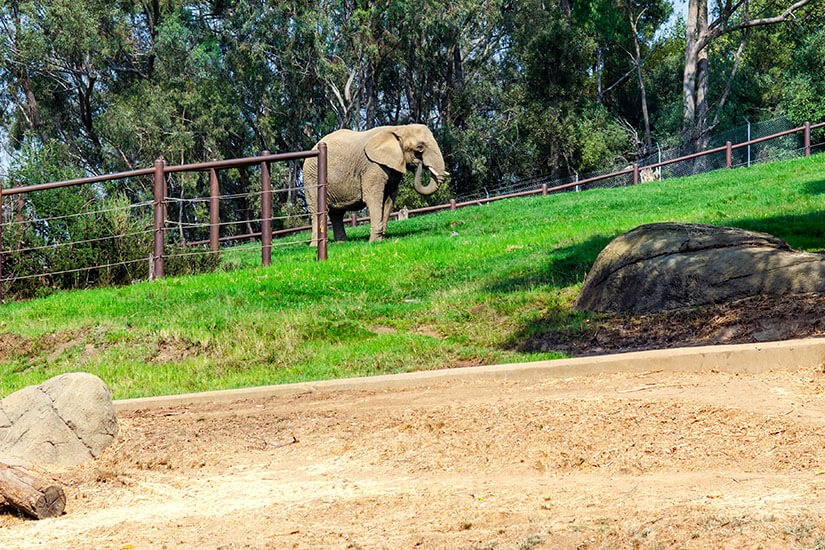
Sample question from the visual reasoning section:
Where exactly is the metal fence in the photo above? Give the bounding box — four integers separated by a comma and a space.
391, 118, 825, 220
454, 116, 824, 201
0, 146, 328, 299
154, 116, 825, 245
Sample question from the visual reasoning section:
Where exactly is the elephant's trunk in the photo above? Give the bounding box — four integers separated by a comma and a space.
413, 161, 439, 195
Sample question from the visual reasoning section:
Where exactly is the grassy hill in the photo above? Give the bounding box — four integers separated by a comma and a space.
2, 154, 825, 399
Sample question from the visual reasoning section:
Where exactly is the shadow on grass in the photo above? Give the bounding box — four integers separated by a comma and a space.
385, 218, 448, 239
329, 217, 443, 242
726, 210, 825, 251
484, 234, 615, 294
802, 176, 825, 196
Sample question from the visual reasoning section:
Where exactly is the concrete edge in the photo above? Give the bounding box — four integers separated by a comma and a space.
113, 337, 825, 412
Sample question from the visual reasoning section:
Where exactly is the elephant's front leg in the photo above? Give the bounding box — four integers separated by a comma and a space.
380, 195, 394, 239
362, 165, 391, 242
364, 193, 385, 242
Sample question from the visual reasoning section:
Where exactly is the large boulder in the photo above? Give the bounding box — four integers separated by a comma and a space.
0, 373, 118, 465
576, 222, 825, 314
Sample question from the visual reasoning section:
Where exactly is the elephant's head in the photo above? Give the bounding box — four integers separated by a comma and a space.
365, 124, 448, 195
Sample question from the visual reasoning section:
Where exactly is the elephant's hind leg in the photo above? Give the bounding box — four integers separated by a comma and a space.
310, 215, 320, 247
329, 209, 348, 242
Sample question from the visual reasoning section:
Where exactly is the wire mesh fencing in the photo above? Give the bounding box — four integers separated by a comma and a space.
0, 178, 156, 297
163, 166, 317, 250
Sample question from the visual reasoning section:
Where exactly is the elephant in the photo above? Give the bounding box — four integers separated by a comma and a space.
302, 124, 448, 244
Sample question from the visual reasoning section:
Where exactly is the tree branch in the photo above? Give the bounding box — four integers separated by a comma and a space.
599, 44, 660, 100
709, 0, 747, 31
698, 0, 813, 51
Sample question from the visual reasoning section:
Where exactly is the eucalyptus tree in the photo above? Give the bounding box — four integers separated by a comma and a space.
0, 0, 139, 168
682, 0, 816, 150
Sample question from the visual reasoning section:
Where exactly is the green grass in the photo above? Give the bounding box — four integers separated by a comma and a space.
2, 154, 825, 399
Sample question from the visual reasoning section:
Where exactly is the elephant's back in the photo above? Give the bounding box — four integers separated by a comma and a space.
311, 131, 371, 180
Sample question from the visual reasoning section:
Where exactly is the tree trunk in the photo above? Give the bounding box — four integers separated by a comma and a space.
364, 62, 377, 130
596, 46, 603, 104
682, 0, 701, 148
448, 38, 466, 127
681, 0, 812, 152
695, 0, 709, 151
0, 463, 66, 520
20, 69, 43, 135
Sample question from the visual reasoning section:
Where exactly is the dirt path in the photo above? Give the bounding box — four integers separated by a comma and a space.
3, 366, 825, 549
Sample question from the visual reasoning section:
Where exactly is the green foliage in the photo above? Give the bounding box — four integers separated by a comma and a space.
395, 173, 453, 210
782, 30, 825, 126
576, 106, 633, 170
2, 141, 220, 298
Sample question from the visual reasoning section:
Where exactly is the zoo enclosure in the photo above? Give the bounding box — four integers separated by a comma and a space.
0, 145, 328, 298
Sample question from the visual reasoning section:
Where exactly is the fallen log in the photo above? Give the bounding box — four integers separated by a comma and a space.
0, 462, 65, 519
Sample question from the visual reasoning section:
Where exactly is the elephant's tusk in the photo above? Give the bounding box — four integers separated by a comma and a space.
428, 166, 449, 178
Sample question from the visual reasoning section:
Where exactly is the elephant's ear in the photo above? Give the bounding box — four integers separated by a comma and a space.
365, 130, 406, 173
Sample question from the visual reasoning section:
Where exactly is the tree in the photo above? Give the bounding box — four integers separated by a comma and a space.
682, 0, 815, 150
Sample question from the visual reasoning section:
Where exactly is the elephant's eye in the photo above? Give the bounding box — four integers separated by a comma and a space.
415, 145, 424, 153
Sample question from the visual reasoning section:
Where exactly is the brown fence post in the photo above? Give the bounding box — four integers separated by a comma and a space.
15, 196, 23, 223
209, 168, 219, 252
725, 141, 732, 168
0, 184, 4, 301
162, 167, 167, 236
805, 121, 811, 157
541, 183, 548, 196
632, 164, 639, 186
449, 199, 456, 211
350, 212, 357, 227
316, 143, 328, 261
152, 158, 166, 280
260, 151, 272, 267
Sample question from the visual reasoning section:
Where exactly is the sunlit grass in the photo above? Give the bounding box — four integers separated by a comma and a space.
2, 153, 825, 398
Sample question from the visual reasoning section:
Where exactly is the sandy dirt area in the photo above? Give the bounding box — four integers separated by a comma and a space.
3, 363, 825, 549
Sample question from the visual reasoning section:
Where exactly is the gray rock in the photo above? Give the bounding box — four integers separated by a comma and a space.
0, 373, 118, 465
576, 222, 825, 314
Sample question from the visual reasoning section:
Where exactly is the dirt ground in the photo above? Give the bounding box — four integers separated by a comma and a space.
2, 361, 825, 549
522, 293, 825, 356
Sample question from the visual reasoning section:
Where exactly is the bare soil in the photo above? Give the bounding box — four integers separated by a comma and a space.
522, 293, 825, 356
0, 329, 207, 367
3, 363, 825, 549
